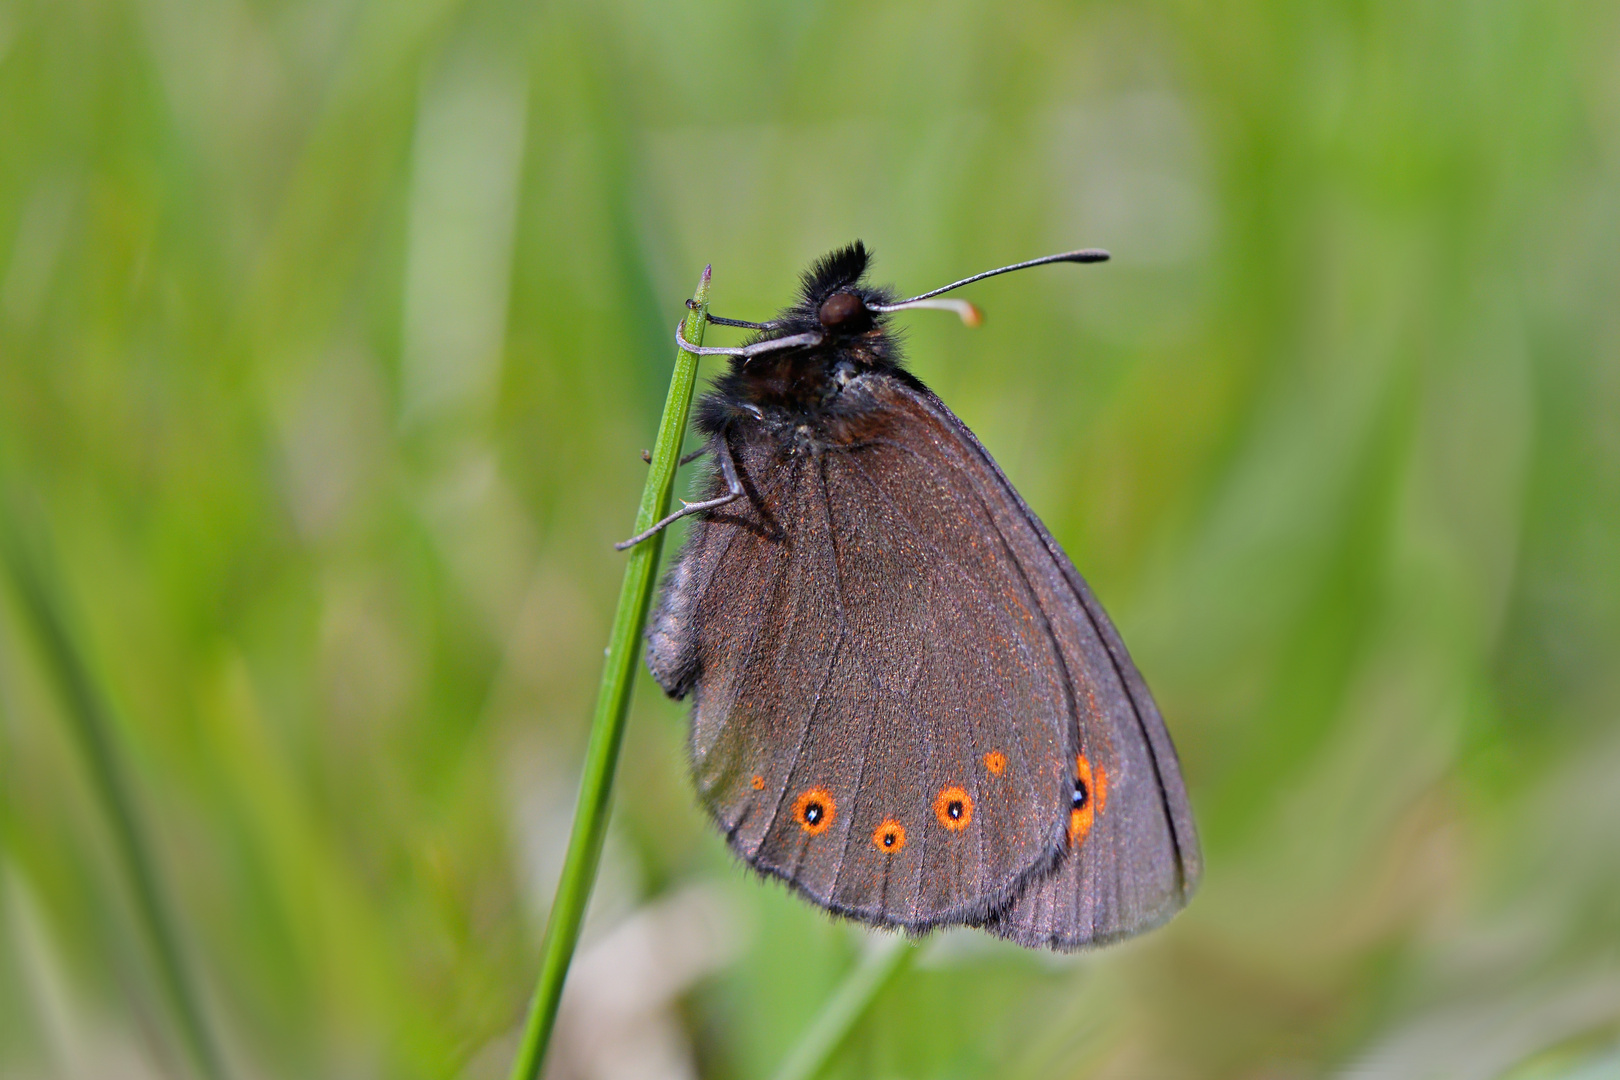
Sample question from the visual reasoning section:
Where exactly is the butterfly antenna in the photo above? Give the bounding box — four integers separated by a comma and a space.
868, 248, 1110, 323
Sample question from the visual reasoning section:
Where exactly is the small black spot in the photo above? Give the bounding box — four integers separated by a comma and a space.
882, 832, 895, 847
947, 800, 964, 820
804, 802, 824, 825
1072, 779, 1089, 810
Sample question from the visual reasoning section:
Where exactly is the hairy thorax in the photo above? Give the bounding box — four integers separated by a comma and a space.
735, 369, 903, 459
713, 336, 904, 457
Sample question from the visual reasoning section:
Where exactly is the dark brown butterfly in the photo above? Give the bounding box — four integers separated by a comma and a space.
626, 243, 1200, 949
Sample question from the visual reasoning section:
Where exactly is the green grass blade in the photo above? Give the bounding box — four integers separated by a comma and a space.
506, 265, 711, 1080
0, 521, 228, 1080
771, 934, 916, 1080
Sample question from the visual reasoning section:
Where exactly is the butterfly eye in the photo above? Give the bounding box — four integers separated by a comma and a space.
817, 291, 865, 328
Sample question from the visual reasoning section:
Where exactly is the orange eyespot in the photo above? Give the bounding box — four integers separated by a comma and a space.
793, 787, 835, 836
983, 751, 1007, 776
1068, 754, 1106, 845
934, 786, 974, 831
871, 819, 907, 853
750, 775, 765, 791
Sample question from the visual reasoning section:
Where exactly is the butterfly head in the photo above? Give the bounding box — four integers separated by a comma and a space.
696, 241, 1106, 426
767, 239, 902, 363
707, 242, 904, 417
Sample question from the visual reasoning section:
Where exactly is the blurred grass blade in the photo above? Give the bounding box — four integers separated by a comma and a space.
507, 265, 712, 1080
772, 934, 915, 1080
0, 518, 227, 1080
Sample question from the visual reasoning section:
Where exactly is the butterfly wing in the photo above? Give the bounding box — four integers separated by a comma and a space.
909, 387, 1203, 948
649, 379, 1089, 929
977, 601, 1203, 948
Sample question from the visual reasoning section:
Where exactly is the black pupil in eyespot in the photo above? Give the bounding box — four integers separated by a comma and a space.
1072, 780, 1088, 810
948, 801, 963, 819
805, 802, 823, 824
883, 832, 894, 846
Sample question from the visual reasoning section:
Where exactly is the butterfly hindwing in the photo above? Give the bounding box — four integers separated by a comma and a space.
909, 388, 1202, 947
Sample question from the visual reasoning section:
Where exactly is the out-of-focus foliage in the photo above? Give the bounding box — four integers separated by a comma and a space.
2, 0, 1618, 1077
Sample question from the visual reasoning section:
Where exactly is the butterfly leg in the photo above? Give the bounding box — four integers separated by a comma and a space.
640, 446, 710, 465
686, 298, 776, 331
615, 438, 742, 550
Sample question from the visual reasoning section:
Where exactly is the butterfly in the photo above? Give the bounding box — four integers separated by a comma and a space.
625, 243, 1200, 949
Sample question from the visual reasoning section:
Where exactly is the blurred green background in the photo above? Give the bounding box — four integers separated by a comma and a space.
3, 0, 1619, 1077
